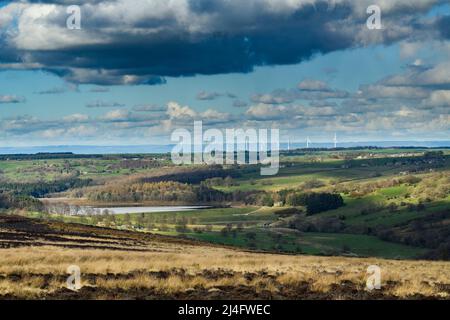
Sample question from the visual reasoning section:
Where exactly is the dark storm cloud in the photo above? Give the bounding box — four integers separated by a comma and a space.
0, 0, 448, 85
437, 15, 450, 39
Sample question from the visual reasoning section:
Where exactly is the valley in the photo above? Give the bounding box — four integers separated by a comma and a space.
1, 147, 449, 299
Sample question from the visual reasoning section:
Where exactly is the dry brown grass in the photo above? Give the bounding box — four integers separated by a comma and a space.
0, 245, 449, 300
0, 215, 448, 300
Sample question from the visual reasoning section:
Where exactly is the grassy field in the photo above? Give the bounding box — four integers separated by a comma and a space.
3, 148, 450, 262
168, 230, 426, 259
0, 157, 169, 182
33, 203, 431, 260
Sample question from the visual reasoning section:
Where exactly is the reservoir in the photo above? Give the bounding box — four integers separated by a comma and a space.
43, 203, 211, 215
88, 206, 210, 215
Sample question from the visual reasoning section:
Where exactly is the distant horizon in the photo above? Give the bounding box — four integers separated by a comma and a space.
1, 140, 450, 155
2, 139, 450, 147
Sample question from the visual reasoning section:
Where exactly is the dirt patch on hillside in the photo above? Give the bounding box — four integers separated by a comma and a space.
0, 215, 209, 251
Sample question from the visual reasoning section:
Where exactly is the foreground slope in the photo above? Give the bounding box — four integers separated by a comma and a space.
0, 215, 449, 299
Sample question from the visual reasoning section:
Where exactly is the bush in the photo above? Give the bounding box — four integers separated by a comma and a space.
0, 192, 44, 211
261, 194, 274, 207
302, 193, 345, 215
245, 232, 257, 241
275, 207, 303, 216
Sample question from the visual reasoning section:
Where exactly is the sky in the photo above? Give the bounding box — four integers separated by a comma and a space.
0, 0, 450, 147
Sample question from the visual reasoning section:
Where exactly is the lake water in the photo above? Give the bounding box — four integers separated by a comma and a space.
88, 206, 210, 215
44, 203, 211, 215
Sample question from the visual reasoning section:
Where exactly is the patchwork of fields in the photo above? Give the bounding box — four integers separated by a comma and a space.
1, 148, 450, 299
1, 148, 446, 261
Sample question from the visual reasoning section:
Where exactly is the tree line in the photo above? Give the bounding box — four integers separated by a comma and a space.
86, 181, 227, 203
2, 177, 93, 198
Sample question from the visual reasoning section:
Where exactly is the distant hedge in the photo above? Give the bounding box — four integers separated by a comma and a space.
2, 178, 92, 197
275, 208, 303, 216
283, 192, 344, 215
302, 193, 345, 215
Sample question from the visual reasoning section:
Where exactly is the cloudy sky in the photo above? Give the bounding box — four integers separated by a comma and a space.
0, 0, 450, 146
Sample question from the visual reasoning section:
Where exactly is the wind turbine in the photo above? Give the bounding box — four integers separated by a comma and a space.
333, 133, 337, 149
287, 137, 291, 151
306, 136, 311, 148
